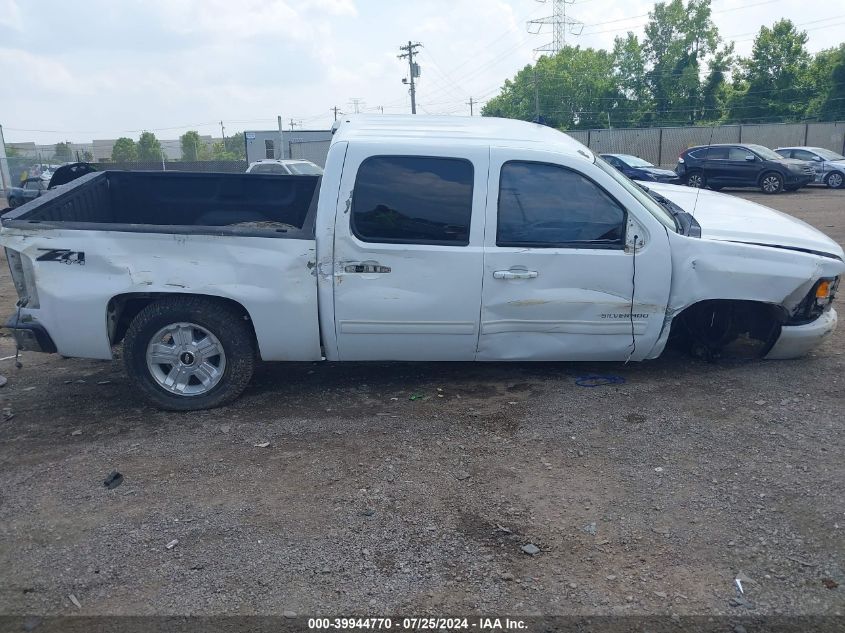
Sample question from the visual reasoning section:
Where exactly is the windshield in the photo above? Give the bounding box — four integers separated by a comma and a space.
746, 144, 783, 161
594, 157, 677, 231
618, 155, 654, 168
287, 162, 323, 175
812, 148, 845, 161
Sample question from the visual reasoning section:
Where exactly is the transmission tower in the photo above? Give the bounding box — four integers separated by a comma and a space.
527, 0, 583, 55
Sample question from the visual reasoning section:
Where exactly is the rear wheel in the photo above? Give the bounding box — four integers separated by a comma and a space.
123, 296, 255, 410
685, 171, 705, 188
760, 172, 783, 194
825, 171, 844, 189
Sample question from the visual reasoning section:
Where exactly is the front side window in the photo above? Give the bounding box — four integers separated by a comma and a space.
729, 147, 752, 161
792, 149, 818, 161
351, 156, 474, 245
497, 161, 625, 248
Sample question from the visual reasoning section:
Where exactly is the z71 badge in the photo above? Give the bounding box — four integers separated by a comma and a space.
36, 248, 86, 265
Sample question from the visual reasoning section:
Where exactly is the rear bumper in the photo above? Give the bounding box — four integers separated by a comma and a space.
3, 314, 57, 353
765, 308, 837, 360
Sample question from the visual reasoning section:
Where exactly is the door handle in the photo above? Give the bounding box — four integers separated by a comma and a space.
343, 262, 391, 274
493, 270, 538, 280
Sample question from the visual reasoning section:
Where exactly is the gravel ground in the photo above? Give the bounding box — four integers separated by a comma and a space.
0, 186, 843, 620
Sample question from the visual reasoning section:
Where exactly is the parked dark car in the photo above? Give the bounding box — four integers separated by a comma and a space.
600, 153, 680, 183
676, 143, 814, 194
5, 178, 48, 208
775, 146, 845, 189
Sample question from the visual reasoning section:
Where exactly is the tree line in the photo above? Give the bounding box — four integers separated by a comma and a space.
109, 131, 246, 162
482, 0, 845, 130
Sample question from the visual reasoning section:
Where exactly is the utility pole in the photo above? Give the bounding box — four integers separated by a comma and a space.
289, 119, 297, 132
219, 120, 225, 142
349, 98, 363, 114
467, 97, 476, 116
277, 115, 284, 159
398, 41, 422, 114
331, 106, 342, 121
533, 68, 540, 122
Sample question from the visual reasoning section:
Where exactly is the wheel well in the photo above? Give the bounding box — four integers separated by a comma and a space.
758, 169, 783, 184
107, 293, 257, 347
668, 299, 786, 358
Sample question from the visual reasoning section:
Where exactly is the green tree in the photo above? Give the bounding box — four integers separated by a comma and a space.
137, 131, 163, 161
612, 33, 650, 126
54, 142, 73, 162
700, 44, 735, 121
111, 137, 137, 162
223, 132, 246, 160
482, 45, 621, 129
80, 150, 94, 162
727, 19, 811, 122
807, 44, 845, 121
180, 130, 202, 161
642, 0, 720, 125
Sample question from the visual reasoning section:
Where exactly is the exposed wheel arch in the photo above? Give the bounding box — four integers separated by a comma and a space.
107, 292, 257, 351
668, 299, 786, 360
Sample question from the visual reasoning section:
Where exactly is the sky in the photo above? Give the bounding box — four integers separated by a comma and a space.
1, 0, 843, 144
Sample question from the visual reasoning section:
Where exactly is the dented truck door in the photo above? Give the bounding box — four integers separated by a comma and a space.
477, 148, 672, 361
331, 142, 487, 361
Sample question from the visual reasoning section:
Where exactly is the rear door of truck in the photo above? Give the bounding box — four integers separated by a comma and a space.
330, 142, 487, 361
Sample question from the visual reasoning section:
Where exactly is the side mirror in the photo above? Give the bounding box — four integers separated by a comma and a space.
745, 155, 756, 162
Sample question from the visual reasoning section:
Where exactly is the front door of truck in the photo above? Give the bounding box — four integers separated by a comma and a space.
331, 143, 487, 361
478, 148, 672, 361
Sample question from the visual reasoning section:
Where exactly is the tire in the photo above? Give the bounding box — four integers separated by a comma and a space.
123, 296, 255, 411
685, 171, 705, 188
825, 171, 844, 189
760, 172, 783, 194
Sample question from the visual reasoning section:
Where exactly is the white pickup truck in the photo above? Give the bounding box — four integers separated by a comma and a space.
2, 116, 842, 410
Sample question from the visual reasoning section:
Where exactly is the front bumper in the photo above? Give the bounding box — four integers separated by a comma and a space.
785, 174, 813, 186
3, 314, 57, 353
765, 307, 837, 360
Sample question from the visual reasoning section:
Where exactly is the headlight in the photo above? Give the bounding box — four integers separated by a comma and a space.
789, 277, 839, 324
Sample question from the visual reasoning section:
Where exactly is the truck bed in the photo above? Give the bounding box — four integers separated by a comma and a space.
1, 170, 320, 239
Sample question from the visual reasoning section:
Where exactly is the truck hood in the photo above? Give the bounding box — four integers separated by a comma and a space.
647, 182, 844, 260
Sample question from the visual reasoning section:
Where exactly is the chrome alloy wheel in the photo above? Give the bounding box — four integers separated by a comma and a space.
145, 322, 226, 396
687, 173, 703, 188
761, 174, 781, 193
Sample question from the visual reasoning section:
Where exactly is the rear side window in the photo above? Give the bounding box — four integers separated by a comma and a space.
497, 161, 625, 248
689, 147, 728, 160
351, 156, 474, 246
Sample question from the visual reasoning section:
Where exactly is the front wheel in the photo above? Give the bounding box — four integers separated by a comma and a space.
123, 296, 256, 410
825, 171, 844, 189
760, 172, 783, 194
685, 171, 705, 188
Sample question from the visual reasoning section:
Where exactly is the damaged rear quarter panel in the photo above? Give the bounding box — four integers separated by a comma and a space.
2, 227, 321, 361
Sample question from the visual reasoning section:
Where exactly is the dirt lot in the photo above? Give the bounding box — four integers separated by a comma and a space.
0, 187, 843, 621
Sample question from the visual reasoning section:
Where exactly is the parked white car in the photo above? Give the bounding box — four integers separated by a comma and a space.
2, 116, 842, 410
774, 146, 845, 189
246, 159, 323, 175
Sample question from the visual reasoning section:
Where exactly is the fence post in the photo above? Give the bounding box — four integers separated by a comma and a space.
804, 123, 809, 146
738, 124, 742, 143
657, 128, 663, 167
587, 129, 591, 150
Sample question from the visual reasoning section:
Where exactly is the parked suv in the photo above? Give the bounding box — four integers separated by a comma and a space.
676, 143, 814, 194
775, 147, 845, 189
